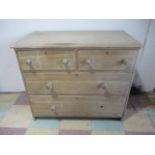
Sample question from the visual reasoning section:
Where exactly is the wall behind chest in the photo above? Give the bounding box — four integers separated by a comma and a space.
0, 19, 152, 92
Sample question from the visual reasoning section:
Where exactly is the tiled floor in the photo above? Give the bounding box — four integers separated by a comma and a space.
0, 92, 155, 135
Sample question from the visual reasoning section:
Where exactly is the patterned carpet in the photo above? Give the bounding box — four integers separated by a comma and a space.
0, 93, 155, 135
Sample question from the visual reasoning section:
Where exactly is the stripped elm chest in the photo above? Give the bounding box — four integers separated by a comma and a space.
12, 31, 142, 118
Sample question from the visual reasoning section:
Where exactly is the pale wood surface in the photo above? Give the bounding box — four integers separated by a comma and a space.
24, 71, 132, 81
29, 95, 126, 117
23, 72, 131, 95
17, 49, 137, 72
17, 50, 76, 71
121, 48, 139, 118
12, 31, 142, 49
79, 50, 137, 72
13, 31, 141, 118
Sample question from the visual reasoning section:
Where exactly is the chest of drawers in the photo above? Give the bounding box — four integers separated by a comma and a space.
12, 31, 141, 118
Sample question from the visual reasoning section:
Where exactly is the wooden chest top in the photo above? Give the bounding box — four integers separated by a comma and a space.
12, 31, 142, 49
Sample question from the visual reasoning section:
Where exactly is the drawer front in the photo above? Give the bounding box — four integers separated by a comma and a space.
24, 72, 131, 95
78, 50, 137, 72
17, 50, 76, 71
29, 95, 126, 117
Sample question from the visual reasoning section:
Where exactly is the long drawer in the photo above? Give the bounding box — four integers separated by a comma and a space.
17, 50, 76, 71
23, 72, 132, 95
29, 95, 126, 117
78, 50, 137, 72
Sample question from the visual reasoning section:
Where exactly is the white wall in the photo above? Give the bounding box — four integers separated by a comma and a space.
137, 20, 155, 91
0, 19, 154, 92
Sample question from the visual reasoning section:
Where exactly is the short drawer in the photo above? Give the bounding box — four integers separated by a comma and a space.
24, 72, 131, 96
17, 50, 76, 71
29, 95, 126, 117
78, 50, 137, 72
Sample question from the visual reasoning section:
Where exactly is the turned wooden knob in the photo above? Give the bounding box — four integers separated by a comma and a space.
62, 58, 70, 65
98, 82, 107, 89
50, 105, 55, 111
98, 82, 111, 97
85, 58, 91, 65
85, 58, 94, 73
120, 58, 131, 72
120, 58, 128, 65
26, 59, 32, 65
46, 81, 53, 90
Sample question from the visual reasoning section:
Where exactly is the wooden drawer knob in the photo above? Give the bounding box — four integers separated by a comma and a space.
62, 58, 71, 72
120, 58, 130, 72
50, 105, 55, 111
62, 58, 70, 65
98, 82, 111, 97
46, 81, 53, 90
120, 58, 128, 65
26, 59, 32, 66
85, 58, 91, 65
98, 82, 107, 89
85, 58, 94, 72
